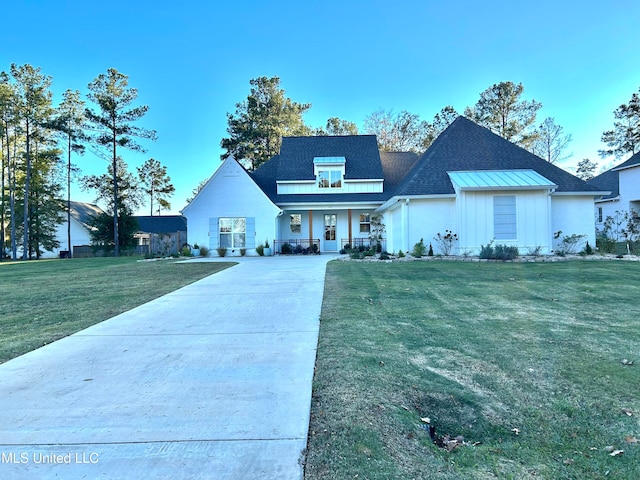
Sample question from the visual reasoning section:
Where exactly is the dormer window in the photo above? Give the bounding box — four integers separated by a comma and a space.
318, 170, 342, 189
314, 156, 345, 191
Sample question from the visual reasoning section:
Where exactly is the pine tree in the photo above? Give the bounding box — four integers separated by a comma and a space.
85, 68, 155, 256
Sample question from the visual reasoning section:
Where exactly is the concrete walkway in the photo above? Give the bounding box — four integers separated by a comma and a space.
0, 255, 335, 479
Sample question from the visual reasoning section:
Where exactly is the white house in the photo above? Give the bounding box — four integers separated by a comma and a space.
42, 201, 104, 259
588, 152, 640, 234
183, 117, 607, 256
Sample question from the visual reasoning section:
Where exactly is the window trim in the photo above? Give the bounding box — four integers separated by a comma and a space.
219, 217, 246, 248
359, 213, 371, 234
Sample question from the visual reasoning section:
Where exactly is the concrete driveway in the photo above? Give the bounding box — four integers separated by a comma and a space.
0, 254, 335, 479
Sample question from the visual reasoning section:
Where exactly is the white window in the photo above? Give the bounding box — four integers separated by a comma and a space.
494, 196, 516, 240
290, 214, 301, 234
219, 217, 246, 248
359, 214, 371, 233
318, 170, 342, 189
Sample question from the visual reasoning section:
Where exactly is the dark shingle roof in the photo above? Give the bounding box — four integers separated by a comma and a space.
612, 151, 640, 171
251, 154, 280, 199
587, 168, 619, 199
380, 152, 421, 192
135, 215, 187, 233
250, 118, 602, 205
276, 135, 384, 180
394, 116, 603, 196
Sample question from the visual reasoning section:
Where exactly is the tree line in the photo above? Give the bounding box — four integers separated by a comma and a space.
1, 64, 174, 260
221, 77, 640, 181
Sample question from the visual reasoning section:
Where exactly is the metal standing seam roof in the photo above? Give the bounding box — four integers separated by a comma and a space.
447, 169, 558, 190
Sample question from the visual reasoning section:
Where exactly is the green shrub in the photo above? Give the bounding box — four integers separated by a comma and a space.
199, 245, 209, 257
596, 237, 616, 254
479, 242, 494, 259
379, 252, 390, 260
240, 248, 246, 256
180, 245, 192, 257
349, 250, 364, 259
480, 241, 518, 260
216, 247, 227, 257
583, 241, 593, 255
428, 243, 434, 256
281, 243, 293, 254
412, 238, 426, 258
256, 244, 264, 256
398, 250, 405, 258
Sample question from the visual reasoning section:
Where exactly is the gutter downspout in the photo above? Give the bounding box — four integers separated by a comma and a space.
403, 198, 410, 253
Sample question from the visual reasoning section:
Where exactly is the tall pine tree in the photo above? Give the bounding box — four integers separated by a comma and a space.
85, 68, 155, 256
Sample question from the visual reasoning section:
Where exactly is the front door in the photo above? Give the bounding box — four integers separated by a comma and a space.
324, 214, 337, 251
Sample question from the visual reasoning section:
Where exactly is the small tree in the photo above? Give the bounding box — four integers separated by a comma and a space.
137, 158, 175, 215
575, 158, 598, 181
369, 214, 385, 252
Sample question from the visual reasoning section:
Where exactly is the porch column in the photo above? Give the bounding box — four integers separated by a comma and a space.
348, 209, 352, 245
308, 210, 313, 245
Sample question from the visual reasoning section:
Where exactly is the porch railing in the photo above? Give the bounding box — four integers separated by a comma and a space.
341, 238, 387, 252
275, 238, 321, 255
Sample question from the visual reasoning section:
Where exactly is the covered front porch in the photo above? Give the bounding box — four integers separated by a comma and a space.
274, 205, 382, 253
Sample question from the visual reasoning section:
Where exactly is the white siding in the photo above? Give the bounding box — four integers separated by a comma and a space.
277, 180, 383, 194
619, 166, 640, 209
398, 198, 457, 254
42, 218, 94, 259
551, 195, 597, 251
457, 190, 552, 254
182, 159, 280, 255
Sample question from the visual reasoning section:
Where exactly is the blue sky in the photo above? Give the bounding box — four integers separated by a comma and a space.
3, 0, 640, 215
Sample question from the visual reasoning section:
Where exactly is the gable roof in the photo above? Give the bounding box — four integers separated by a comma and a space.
135, 215, 187, 234
394, 116, 604, 196
69, 201, 104, 229
612, 151, 640, 172
587, 151, 640, 200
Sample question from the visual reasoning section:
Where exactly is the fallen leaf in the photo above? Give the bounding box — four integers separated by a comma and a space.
609, 449, 624, 457
624, 436, 638, 444
512, 428, 520, 435
563, 459, 575, 465
621, 359, 635, 366
605, 445, 615, 453
621, 408, 634, 416
420, 417, 431, 424
401, 405, 409, 411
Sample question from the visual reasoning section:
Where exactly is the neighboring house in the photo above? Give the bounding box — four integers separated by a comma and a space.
134, 215, 188, 256
43, 201, 104, 259
183, 116, 607, 256
588, 152, 640, 233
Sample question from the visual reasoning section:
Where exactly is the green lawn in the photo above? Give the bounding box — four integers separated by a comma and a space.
0, 257, 234, 363
305, 260, 640, 479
